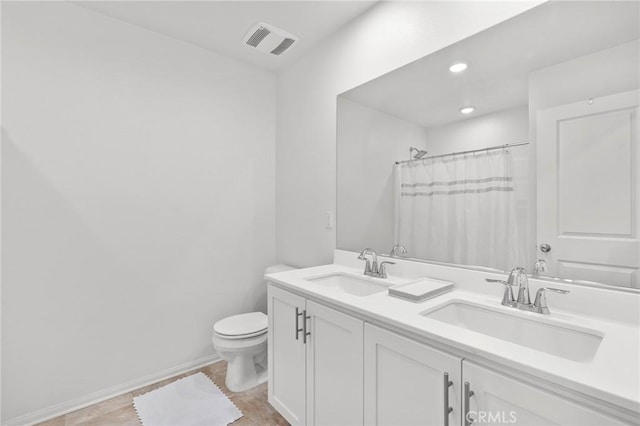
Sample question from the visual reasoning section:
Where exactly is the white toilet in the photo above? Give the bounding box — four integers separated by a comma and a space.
211, 264, 294, 392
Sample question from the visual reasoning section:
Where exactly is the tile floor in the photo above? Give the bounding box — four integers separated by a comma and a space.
36, 361, 289, 426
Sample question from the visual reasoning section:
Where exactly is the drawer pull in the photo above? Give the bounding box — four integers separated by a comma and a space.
443, 372, 453, 426
464, 381, 475, 426
302, 310, 311, 344
295, 307, 303, 340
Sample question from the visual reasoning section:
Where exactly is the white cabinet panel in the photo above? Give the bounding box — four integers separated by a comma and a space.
268, 285, 306, 425
462, 361, 630, 426
364, 324, 462, 426
306, 300, 363, 426
268, 285, 364, 426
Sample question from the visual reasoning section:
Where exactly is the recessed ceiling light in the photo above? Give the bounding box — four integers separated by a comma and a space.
460, 106, 475, 114
449, 62, 468, 73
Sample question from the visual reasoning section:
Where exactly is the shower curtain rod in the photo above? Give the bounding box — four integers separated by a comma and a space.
395, 140, 530, 165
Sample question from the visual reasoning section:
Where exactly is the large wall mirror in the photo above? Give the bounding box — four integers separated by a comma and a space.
337, 1, 640, 290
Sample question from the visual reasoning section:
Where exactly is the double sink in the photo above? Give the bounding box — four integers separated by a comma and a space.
304, 272, 603, 363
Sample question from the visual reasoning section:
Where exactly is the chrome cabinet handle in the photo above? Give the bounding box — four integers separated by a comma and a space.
443, 373, 453, 426
540, 243, 551, 253
302, 310, 311, 344
295, 307, 303, 340
464, 381, 475, 426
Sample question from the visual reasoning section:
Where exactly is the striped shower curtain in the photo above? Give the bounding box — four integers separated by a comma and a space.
394, 149, 523, 271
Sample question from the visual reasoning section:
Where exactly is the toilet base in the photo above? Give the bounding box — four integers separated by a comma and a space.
212, 331, 268, 393
225, 352, 268, 392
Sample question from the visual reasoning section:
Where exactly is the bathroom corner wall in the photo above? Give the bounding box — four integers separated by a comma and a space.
336, 97, 429, 255
1, 2, 276, 421
275, 0, 544, 268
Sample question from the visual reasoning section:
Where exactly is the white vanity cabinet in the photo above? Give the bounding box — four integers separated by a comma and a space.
362, 325, 632, 426
364, 324, 462, 426
462, 361, 630, 426
268, 281, 637, 426
267, 284, 364, 426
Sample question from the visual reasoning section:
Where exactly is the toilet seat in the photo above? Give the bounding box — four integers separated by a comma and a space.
214, 312, 267, 340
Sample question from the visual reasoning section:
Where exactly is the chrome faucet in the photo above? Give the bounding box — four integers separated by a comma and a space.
532, 259, 548, 277
358, 248, 395, 278
390, 244, 408, 257
486, 266, 569, 315
358, 248, 378, 276
509, 267, 531, 306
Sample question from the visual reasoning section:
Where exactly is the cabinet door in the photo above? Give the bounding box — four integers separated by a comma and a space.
537, 90, 640, 287
462, 361, 630, 425
267, 285, 306, 425
306, 300, 364, 426
364, 324, 462, 426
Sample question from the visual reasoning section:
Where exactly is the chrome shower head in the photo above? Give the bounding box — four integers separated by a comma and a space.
409, 147, 428, 159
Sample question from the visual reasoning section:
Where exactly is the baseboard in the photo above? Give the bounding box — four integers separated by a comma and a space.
3, 354, 221, 426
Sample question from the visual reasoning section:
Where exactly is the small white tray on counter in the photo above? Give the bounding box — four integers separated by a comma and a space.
389, 278, 454, 302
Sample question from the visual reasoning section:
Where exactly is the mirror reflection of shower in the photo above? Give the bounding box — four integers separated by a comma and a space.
409, 147, 428, 159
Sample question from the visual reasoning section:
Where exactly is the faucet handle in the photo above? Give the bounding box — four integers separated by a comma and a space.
358, 248, 373, 260
485, 279, 515, 307
378, 261, 395, 279
485, 279, 510, 285
358, 248, 376, 276
533, 287, 570, 314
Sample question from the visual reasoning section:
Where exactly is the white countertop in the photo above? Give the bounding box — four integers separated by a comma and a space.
266, 256, 640, 415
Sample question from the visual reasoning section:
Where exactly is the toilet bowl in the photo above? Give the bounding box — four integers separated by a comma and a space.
211, 264, 294, 392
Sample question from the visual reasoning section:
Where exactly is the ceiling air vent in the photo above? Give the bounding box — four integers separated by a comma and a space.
243, 22, 298, 56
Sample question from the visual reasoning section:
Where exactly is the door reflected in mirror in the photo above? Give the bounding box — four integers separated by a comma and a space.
336, 1, 640, 289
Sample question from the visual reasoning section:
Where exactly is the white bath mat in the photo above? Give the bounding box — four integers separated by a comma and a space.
133, 372, 242, 426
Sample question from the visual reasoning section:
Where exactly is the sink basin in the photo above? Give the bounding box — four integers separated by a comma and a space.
306, 273, 390, 297
422, 301, 603, 362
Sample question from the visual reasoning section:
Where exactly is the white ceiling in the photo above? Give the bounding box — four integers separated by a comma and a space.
342, 1, 640, 128
74, 1, 377, 72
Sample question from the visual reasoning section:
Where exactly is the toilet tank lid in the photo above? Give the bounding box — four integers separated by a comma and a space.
214, 312, 267, 337
265, 264, 295, 274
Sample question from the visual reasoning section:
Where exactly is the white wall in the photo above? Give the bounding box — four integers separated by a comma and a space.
529, 40, 640, 116
424, 106, 528, 155
336, 97, 428, 254
275, 1, 544, 267
1, 2, 276, 422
